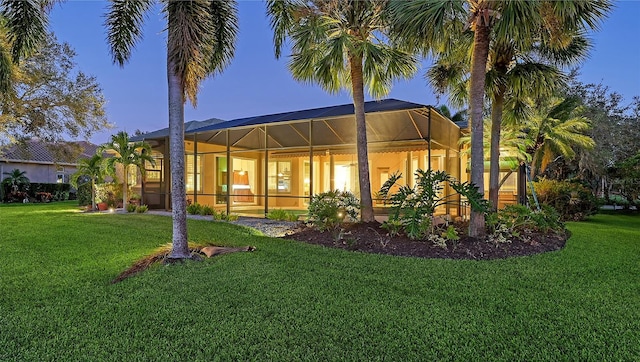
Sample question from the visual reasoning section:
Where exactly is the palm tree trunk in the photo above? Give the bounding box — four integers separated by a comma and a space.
123, 165, 128, 210
488, 89, 505, 212
166, 39, 190, 260
349, 52, 374, 222
468, 18, 491, 238
91, 179, 96, 210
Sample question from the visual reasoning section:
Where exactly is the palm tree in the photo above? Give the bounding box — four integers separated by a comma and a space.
267, 0, 417, 222
2, 168, 29, 192
525, 96, 595, 178
105, 0, 238, 259
0, 0, 53, 93
70, 153, 106, 210
99, 131, 154, 210
428, 31, 590, 211
389, 0, 611, 236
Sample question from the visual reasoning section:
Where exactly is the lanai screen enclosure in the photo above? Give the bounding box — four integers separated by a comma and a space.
134, 99, 466, 218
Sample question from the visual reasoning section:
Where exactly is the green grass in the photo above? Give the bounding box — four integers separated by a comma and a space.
1, 202, 639, 361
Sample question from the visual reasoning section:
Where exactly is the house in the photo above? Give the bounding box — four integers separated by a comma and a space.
0, 139, 99, 184
132, 99, 522, 217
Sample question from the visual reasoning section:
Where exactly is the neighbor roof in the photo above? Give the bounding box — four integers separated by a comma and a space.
191, 98, 429, 133
1, 139, 99, 165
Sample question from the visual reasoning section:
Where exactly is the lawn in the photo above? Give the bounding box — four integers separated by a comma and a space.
1, 202, 638, 361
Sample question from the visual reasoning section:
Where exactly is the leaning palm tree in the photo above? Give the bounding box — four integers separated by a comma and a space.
0, 0, 53, 93
389, 0, 611, 236
99, 131, 154, 210
267, 0, 418, 222
70, 153, 106, 211
525, 96, 595, 178
105, 0, 237, 259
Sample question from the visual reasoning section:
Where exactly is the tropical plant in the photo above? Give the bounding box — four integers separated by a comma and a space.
0, 0, 52, 93
378, 169, 488, 239
105, 0, 238, 260
267, 0, 418, 222
70, 153, 106, 210
526, 96, 595, 178
1, 168, 29, 193
99, 131, 154, 210
388, 0, 611, 236
529, 178, 598, 221
427, 29, 590, 212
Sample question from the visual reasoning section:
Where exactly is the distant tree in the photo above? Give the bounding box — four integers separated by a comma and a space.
0, 32, 109, 145
2, 168, 29, 192
99, 131, 154, 210
71, 153, 106, 210
267, 0, 418, 222
105, 0, 238, 260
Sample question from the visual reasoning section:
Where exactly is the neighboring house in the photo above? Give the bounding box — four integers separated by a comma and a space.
132, 98, 523, 217
0, 139, 99, 184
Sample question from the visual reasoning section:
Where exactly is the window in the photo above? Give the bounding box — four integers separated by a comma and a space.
268, 160, 291, 193
145, 153, 162, 182
186, 153, 202, 192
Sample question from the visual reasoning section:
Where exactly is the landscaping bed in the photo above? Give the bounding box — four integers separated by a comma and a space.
283, 221, 569, 259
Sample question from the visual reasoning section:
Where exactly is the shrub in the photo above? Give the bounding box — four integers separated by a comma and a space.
126, 203, 137, 213
486, 204, 565, 243
530, 178, 598, 221
76, 182, 92, 206
187, 203, 203, 215
200, 205, 214, 216
308, 190, 360, 232
135, 205, 148, 213
267, 209, 299, 222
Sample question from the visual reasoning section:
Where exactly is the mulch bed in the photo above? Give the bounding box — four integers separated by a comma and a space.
282, 221, 569, 260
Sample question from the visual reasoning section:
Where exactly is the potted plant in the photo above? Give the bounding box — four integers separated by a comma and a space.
129, 192, 141, 206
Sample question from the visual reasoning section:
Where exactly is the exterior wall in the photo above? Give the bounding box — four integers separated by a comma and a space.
0, 161, 77, 184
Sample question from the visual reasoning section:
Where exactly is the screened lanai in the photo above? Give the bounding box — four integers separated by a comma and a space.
136, 99, 463, 218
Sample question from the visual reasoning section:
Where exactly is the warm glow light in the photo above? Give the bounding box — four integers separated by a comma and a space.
109, 208, 115, 213
304, 178, 310, 184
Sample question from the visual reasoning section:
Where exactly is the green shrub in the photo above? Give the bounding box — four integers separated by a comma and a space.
200, 205, 214, 216
76, 182, 92, 206
267, 209, 299, 222
486, 204, 565, 243
135, 205, 148, 213
530, 178, 598, 221
126, 203, 137, 213
308, 190, 360, 232
187, 203, 203, 215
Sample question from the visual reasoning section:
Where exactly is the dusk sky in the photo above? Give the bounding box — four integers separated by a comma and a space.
49, 1, 640, 145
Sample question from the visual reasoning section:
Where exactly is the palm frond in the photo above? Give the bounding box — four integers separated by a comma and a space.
104, 0, 153, 67
1, 0, 48, 63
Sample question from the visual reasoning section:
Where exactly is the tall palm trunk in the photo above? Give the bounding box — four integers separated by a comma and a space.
167, 30, 190, 260
468, 20, 490, 238
488, 88, 505, 212
91, 179, 96, 210
122, 166, 129, 210
349, 52, 374, 222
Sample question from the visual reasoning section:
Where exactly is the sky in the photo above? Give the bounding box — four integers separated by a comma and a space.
49, 0, 640, 145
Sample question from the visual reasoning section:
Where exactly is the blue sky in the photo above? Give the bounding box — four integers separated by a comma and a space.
49, 1, 640, 145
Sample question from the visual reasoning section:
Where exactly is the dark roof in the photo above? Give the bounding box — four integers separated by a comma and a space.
0, 139, 99, 165
131, 118, 226, 141
191, 98, 430, 133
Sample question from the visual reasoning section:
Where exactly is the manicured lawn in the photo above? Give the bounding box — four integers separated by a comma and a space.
1, 202, 638, 361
